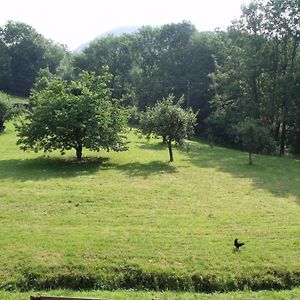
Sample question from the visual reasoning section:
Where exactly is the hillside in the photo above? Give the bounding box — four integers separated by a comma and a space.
73, 26, 140, 53
0, 122, 299, 292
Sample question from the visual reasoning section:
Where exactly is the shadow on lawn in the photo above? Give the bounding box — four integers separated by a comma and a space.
0, 156, 111, 181
184, 142, 300, 201
137, 140, 166, 151
115, 160, 176, 178
0, 156, 176, 181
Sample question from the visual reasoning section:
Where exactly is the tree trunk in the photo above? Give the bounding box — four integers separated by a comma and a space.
162, 135, 167, 144
0, 121, 4, 132
167, 141, 174, 162
274, 122, 280, 141
280, 121, 286, 156
249, 152, 253, 165
76, 144, 83, 161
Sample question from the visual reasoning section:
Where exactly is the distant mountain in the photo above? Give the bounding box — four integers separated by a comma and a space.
73, 26, 140, 53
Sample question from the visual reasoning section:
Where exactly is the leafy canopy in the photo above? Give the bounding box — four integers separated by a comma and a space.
15, 68, 129, 160
0, 21, 68, 96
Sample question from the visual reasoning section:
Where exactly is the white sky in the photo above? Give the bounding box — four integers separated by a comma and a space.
0, 0, 250, 50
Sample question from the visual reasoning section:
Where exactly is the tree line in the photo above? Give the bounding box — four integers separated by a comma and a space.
0, 21, 71, 96
1, 0, 299, 157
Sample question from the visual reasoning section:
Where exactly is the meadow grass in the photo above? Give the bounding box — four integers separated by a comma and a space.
0, 92, 27, 104
0, 122, 299, 292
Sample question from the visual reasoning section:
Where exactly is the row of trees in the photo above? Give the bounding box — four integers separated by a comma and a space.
72, 0, 300, 155
209, 0, 300, 156
73, 22, 214, 131
1, 0, 299, 157
1, 84, 265, 164
0, 21, 70, 96
14, 69, 196, 162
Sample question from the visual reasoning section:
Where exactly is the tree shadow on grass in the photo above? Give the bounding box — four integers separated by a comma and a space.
137, 140, 166, 151
0, 156, 112, 182
184, 143, 300, 201
115, 160, 177, 178
0, 156, 176, 181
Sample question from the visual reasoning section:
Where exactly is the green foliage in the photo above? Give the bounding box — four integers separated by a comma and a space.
73, 22, 215, 131
15, 69, 128, 160
1, 9, 300, 158
0, 91, 21, 132
31, 68, 56, 94
0, 98, 10, 132
234, 118, 275, 164
130, 22, 215, 121
140, 94, 197, 161
0, 21, 69, 96
127, 105, 140, 127
73, 34, 134, 100
209, 0, 300, 154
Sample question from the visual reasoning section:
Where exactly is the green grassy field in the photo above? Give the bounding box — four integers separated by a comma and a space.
0, 92, 27, 104
0, 122, 299, 293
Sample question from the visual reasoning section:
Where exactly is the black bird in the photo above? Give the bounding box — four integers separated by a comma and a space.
234, 238, 244, 249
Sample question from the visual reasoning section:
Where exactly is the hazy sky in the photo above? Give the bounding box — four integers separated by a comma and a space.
0, 0, 250, 50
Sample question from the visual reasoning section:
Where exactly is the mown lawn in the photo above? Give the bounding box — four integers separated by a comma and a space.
0, 122, 299, 292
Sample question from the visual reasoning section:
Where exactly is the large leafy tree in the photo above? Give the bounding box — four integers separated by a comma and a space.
15, 69, 128, 161
156, 22, 197, 101
131, 22, 198, 109
139, 94, 197, 162
73, 34, 134, 100
184, 32, 215, 130
0, 21, 68, 96
130, 26, 163, 108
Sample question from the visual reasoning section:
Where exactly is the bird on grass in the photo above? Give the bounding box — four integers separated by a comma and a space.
234, 238, 245, 249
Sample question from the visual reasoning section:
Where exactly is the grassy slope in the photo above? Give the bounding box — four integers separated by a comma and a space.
0, 92, 27, 104
0, 122, 299, 291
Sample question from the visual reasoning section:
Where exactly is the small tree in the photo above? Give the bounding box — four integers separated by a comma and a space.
235, 118, 275, 165
140, 94, 197, 162
15, 69, 129, 161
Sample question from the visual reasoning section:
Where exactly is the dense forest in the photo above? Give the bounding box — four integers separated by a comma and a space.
0, 0, 299, 154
